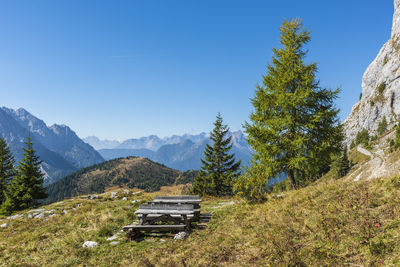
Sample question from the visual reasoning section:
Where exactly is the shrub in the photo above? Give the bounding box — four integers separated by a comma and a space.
350, 140, 356, 150
389, 121, 400, 152
355, 129, 370, 147
378, 82, 386, 94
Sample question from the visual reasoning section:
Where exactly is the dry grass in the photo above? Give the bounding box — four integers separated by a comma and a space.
1, 178, 400, 266
348, 149, 370, 164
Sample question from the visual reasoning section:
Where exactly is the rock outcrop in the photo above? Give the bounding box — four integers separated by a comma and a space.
344, 0, 400, 144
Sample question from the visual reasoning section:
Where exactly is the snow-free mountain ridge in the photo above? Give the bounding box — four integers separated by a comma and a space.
89, 130, 252, 171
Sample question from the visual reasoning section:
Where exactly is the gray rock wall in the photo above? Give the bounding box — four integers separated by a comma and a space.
344, 0, 400, 144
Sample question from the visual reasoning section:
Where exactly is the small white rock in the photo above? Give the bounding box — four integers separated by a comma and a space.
174, 231, 189, 240
82, 241, 98, 248
122, 197, 127, 201
131, 200, 140, 204
106, 234, 119, 241
0, 223, 8, 228
109, 241, 119, 246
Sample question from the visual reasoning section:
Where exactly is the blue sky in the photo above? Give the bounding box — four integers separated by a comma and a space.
0, 0, 394, 140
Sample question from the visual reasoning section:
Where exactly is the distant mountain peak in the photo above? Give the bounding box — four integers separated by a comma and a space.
0, 106, 104, 184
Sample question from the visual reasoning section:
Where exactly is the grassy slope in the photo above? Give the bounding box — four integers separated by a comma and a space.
1, 177, 400, 266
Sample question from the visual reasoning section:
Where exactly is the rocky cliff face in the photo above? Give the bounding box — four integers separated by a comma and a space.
344, 0, 400, 144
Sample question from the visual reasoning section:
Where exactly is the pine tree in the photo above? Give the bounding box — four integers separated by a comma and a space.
1, 137, 47, 215
0, 138, 15, 204
237, 19, 342, 195
191, 113, 241, 196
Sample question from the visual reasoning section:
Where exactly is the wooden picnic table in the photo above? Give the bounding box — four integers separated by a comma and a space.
123, 195, 202, 239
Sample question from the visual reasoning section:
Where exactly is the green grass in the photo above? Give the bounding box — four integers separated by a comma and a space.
1, 177, 400, 266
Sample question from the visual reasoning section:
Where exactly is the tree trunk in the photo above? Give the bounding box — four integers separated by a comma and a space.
288, 169, 296, 189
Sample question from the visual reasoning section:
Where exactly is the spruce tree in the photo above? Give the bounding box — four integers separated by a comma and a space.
1, 136, 47, 215
0, 138, 15, 204
237, 19, 342, 194
192, 113, 241, 196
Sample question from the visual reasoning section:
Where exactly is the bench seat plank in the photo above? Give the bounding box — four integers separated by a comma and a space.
138, 203, 194, 210
150, 200, 201, 204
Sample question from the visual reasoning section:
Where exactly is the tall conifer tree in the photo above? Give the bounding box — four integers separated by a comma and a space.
192, 113, 241, 196
0, 138, 15, 204
237, 19, 342, 195
1, 136, 47, 214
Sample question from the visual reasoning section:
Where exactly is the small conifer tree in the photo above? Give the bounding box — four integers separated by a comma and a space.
1, 137, 47, 215
377, 116, 388, 136
0, 138, 15, 204
330, 147, 351, 178
191, 113, 241, 196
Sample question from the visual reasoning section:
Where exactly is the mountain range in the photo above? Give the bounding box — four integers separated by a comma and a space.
84, 133, 209, 151
0, 107, 104, 185
0, 106, 251, 186
84, 130, 252, 171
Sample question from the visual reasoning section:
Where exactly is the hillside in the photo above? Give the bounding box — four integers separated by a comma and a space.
45, 157, 196, 204
1, 176, 400, 266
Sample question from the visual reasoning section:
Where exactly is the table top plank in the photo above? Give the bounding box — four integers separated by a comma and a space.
135, 209, 194, 215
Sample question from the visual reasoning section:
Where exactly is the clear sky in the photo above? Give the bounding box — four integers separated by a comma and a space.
0, 0, 394, 140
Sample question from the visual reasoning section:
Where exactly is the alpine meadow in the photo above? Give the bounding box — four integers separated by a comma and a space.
1, 1, 400, 266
